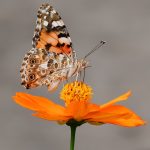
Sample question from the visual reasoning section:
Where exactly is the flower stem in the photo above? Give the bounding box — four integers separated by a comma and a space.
70, 126, 77, 150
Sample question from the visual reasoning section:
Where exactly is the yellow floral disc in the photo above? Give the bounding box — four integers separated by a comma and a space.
60, 81, 93, 105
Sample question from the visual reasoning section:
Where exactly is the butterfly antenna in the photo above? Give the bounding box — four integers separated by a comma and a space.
84, 40, 106, 59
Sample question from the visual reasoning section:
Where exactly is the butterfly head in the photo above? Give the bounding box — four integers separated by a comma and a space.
78, 59, 89, 70
81, 59, 88, 68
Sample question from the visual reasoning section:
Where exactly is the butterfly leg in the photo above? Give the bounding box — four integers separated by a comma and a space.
62, 80, 65, 88
75, 72, 79, 81
66, 78, 69, 83
82, 65, 92, 82
82, 68, 86, 82
79, 71, 82, 80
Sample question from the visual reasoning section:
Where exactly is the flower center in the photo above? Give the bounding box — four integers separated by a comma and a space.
60, 81, 93, 105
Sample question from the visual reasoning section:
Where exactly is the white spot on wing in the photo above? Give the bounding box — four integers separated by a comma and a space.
51, 10, 56, 14
59, 37, 70, 44
57, 20, 64, 26
40, 62, 48, 69
36, 24, 41, 30
59, 54, 65, 61
68, 37, 72, 42
59, 20, 64, 26
52, 21, 58, 27
43, 21, 48, 26
46, 5, 50, 11
41, 9, 46, 14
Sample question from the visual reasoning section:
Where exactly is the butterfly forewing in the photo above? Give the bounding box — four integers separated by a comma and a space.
32, 3, 74, 59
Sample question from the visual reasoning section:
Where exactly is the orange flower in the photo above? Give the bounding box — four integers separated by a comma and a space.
13, 81, 145, 127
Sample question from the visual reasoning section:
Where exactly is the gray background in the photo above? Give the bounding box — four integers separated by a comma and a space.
0, 0, 149, 150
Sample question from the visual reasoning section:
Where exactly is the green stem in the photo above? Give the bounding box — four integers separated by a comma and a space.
70, 126, 77, 150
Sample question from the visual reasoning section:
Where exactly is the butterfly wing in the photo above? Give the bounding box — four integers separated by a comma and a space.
21, 3, 76, 91
32, 3, 75, 59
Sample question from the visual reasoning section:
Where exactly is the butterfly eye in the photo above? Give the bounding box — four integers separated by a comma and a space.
29, 58, 36, 64
28, 74, 36, 81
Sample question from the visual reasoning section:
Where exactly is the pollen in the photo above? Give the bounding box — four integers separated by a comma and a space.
60, 81, 93, 105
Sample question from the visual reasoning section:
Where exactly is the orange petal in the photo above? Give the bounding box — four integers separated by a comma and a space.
100, 91, 131, 109
65, 101, 100, 122
13, 92, 56, 111
88, 105, 145, 127
13, 92, 69, 121
33, 111, 70, 122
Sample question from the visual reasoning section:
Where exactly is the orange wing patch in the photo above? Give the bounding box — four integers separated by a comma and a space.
61, 44, 72, 54
36, 29, 72, 54
36, 29, 58, 48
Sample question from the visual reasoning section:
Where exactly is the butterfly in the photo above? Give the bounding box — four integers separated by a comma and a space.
20, 3, 105, 91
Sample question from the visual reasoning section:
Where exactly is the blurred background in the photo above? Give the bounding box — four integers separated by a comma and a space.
0, 0, 149, 150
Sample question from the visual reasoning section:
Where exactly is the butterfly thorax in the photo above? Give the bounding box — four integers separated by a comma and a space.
66, 59, 88, 78
46, 56, 88, 80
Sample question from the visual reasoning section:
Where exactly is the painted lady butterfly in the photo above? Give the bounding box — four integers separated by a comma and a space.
20, 3, 105, 91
